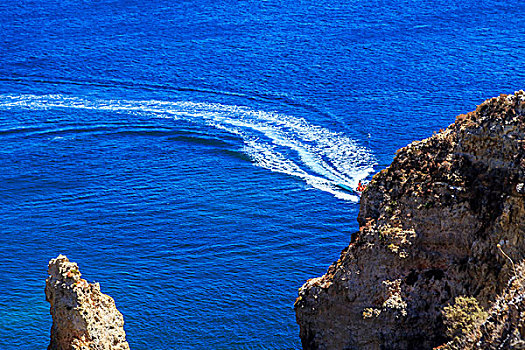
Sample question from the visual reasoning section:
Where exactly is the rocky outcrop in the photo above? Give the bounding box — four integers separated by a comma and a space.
295, 92, 525, 349
441, 261, 525, 349
45, 255, 130, 350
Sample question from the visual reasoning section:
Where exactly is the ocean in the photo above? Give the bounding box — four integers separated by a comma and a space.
1, 0, 524, 348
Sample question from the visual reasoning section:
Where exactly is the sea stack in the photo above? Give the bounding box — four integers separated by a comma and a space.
295, 92, 525, 349
45, 255, 130, 350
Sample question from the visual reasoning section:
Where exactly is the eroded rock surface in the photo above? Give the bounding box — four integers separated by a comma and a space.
295, 92, 525, 349
45, 255, 130, 350
442, 261, 525, 350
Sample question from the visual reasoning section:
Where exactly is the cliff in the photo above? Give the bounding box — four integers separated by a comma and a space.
45, 255, 130, 350
295, 91, 525, 349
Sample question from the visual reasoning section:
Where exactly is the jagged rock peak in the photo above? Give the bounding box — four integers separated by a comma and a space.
45, 255, 130, 350
295, 91, 525, 349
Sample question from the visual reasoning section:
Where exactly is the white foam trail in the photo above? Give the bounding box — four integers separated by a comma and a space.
0, 94, 375, 201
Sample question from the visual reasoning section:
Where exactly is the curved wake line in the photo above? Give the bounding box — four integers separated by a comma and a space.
0, 93, 376, 202
0, 75, 339, 121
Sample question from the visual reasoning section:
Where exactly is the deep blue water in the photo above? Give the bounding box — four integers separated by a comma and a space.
1, 1, 524, 348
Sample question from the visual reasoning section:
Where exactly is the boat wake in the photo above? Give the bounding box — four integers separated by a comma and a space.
0, 94, 375, 201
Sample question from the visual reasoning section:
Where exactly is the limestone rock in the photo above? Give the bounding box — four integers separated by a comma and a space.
295, 91, 525, 349
45, 255, 130, 350
441, 260, 525, 349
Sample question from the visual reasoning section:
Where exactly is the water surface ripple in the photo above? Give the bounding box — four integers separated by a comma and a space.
1, 0, 525, 349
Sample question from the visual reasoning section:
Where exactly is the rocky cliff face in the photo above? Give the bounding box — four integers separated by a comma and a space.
45, 255, 130, 350
295, 92, 525, 349
441, 261, 525, 349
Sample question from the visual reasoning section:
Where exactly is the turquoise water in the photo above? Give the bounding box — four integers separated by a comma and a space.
1, 1, 524, 348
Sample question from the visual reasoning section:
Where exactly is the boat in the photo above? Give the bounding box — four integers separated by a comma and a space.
335, 183, 360, 195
